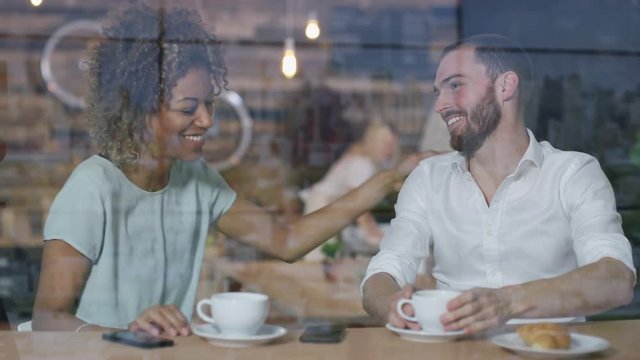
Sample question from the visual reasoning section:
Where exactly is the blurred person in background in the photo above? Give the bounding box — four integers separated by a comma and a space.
301, 120, 407, 259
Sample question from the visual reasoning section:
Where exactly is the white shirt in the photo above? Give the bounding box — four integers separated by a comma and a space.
364, 130, 635, 298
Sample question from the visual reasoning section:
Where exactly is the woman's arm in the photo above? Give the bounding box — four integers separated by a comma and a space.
33, 240, 191, 336
32, 240, 114, 331
217, 151, 443, 262
217, 168, 401, 262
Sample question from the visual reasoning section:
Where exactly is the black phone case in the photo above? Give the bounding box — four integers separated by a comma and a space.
299, 325, 346, 343
102, 331, 174, 349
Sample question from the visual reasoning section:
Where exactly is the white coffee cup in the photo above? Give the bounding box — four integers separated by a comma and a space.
197, 292, 269, 336
396, 289, 460, 332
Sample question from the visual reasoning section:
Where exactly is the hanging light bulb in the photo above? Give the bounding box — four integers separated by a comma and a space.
30, 0, 43, 7
305, 11, 320, 40
281, 37, 297, 79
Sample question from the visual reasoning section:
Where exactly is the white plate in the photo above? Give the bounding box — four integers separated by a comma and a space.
193, 323, 287, 348
491, 332, 610, 358
385, 323, 465, 342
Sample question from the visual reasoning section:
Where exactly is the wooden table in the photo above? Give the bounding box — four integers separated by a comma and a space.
202, 257, 372, 325
2, 320, 638, 359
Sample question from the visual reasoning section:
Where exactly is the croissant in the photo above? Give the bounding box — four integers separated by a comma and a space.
516, 323, 571, 350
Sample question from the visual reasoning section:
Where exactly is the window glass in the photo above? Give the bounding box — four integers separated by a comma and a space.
0, 0, 637, 333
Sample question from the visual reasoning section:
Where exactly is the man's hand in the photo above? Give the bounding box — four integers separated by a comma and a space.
129, 304, 191, 337
441, 287, 519, 334
387, 284, 422, 330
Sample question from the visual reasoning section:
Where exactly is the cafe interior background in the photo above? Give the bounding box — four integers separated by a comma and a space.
0, 0, 638, 328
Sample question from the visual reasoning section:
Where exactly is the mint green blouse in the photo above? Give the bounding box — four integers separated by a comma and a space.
44, 155, 236, 328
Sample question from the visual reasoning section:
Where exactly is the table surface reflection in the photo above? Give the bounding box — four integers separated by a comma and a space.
2, 320, 639, 359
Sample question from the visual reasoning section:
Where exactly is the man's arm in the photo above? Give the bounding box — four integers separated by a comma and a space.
512, 257, 635, 318
362, 273, 401, 324
360, 160, 436, 328
362, 273, 422, 330
442, 257, 635, 334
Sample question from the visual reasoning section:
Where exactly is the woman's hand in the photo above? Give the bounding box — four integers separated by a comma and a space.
128, 304, 191, 337
393, 150, 446, 191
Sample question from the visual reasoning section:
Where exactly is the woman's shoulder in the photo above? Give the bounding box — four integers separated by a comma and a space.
62, 155, 134, 195
68, 155, 118, 182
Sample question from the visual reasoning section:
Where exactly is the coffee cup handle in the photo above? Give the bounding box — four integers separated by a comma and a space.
196, 299, 216, 324
396, 298, 418, 322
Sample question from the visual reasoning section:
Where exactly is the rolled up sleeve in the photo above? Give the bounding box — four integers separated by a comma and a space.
361, 166, 432, 294
563, 156, 636, 280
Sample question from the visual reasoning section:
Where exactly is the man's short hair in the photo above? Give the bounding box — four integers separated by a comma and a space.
441, 34, 534, 108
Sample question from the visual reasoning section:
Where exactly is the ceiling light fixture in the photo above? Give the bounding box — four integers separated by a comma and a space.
281, 0, 297, 79
305, 11, 320, 40
281, 37, 297, 79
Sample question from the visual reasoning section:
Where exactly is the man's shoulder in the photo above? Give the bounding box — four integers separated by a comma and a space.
539, 141, 598, 168
419, 150, 458, 164
417, 151, 460, 171
408, 152, 459, 190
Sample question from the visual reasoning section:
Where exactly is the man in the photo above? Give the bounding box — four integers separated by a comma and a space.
361, 34, 636, 334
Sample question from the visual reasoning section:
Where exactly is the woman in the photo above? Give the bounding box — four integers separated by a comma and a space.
32, 4, 428, 336
301, 121, 400, 259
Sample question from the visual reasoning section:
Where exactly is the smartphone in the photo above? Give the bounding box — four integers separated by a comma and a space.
102, 330, 174, 349
299, 324, 346, 343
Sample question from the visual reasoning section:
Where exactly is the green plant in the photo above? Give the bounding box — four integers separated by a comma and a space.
321, 238, 342, 260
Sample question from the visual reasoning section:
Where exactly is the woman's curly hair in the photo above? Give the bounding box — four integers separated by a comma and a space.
87, 3, 227, 165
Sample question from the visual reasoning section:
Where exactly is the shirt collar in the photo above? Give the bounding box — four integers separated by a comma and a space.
448, 128, 544, 175
520, 128, 544, 169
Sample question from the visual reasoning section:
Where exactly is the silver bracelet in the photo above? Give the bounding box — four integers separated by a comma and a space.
75, 322, 92, 332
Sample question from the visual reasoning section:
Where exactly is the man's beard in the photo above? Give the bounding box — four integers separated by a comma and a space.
449, 87, 502, 158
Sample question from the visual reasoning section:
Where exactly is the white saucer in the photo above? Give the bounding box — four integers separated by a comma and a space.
385, 323, 465, 342
491, 332, 610, 358
193, 323, 287, 348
